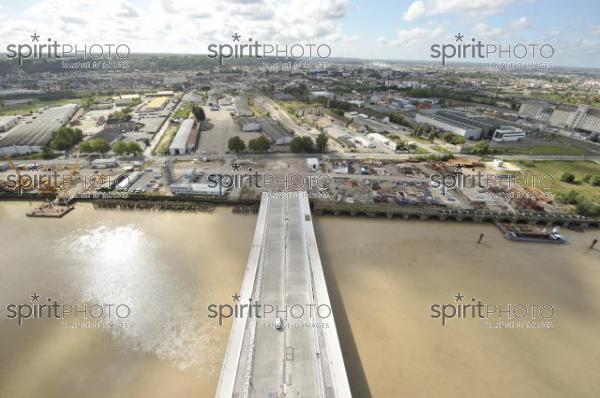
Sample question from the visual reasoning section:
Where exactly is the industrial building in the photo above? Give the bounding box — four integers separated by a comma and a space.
237, 117, 262, 132
114, 94, 140, 106
566, 105, 600, 134
181, 92, 204, 104
351, 117, 387, 134
368, 132, 398, 151
0, 116, 19, 132
91, 158, 119, 169
169, 119, 197, 155
236, 117, 293, 145
170, 168, 225, 196
435, 110, 499, 138
234, 96, 253, 117
548, 104, 600, 134
116, 171, 141, 191
353, 135, 375, 148
518, 100, 552, 123
415, 111, 482, 140
548, 104, 576, 128
0, 104, 78, 156
261, 121, 293, 145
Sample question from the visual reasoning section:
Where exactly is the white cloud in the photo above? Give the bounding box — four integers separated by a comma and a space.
0, 0, 350, 54
470, 17, 529, 40
390, 26, 445, 46
510, 17, 529, 30
588, 26, 600, 36
403, 1, 425, 22
401, 0, 516, 22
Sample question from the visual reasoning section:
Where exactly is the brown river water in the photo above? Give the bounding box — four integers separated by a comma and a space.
0, 202, 599, 397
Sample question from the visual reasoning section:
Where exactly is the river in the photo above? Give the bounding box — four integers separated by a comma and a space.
0, 202, 598, 397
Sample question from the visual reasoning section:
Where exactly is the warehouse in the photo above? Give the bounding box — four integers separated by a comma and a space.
261, 122, 293, 145
169, 168, 225, 196
0, 116, 19, 132
415, 111, 482, 140
0, 104, 78, 155
169, 119, 196, 155
237, 117, 262, 132
234, 96, 253, 117
91, 158, 118, 169
354, 135, 375, 148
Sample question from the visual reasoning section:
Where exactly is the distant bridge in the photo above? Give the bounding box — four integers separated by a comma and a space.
313, 202, 600, 229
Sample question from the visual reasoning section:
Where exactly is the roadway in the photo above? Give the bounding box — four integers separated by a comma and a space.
216, 192, 351, 398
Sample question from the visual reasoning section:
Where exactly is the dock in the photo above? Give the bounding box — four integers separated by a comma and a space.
25, 203, 74, 218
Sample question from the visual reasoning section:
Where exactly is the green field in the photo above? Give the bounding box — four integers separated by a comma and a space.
0, 98, 86, 116
278, 100, 310, 113
517, 160, 600, 203
172, 104, 192, 119
494, 144, 588, 156
154, 123, 179, 155
430, 145, 452, 154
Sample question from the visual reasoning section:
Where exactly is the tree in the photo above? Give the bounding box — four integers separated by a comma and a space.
109, 107, 133, 122
589, 175, 600, 186
560, 172, 576, 183
290, 136, 315, 153
228, 136, 246, 153
112, 141, 128, 155
50, 127, 83, 151
452, 135, 466, 145
126, 141, 142, 156
316, 132, 329, 153
80, 139, 110, 154
248, 136, 271, 153
41, 145, 56, 159
192, 105, 206, 122
471, 141, 491, 155
442, 132, 454, 143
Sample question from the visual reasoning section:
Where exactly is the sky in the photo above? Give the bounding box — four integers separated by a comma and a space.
0, 0, 599, 67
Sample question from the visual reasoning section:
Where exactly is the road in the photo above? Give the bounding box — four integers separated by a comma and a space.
216, 193, 351, 398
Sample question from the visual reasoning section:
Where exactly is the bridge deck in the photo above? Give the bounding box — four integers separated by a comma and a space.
216, 192, 351, 398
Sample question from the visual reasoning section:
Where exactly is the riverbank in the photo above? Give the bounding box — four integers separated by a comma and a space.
2, 191, 598, 229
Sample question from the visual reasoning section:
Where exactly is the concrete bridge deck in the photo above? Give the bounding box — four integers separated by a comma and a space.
216, 192, 351, 398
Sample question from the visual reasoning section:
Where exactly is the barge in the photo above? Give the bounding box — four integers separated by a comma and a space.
495, 222, 567, 244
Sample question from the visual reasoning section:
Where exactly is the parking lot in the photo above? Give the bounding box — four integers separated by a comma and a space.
196, 106, 261, 155
125, 168, 164, 193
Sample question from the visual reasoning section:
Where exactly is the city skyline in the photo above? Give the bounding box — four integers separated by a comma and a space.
1, 0, 600, 68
